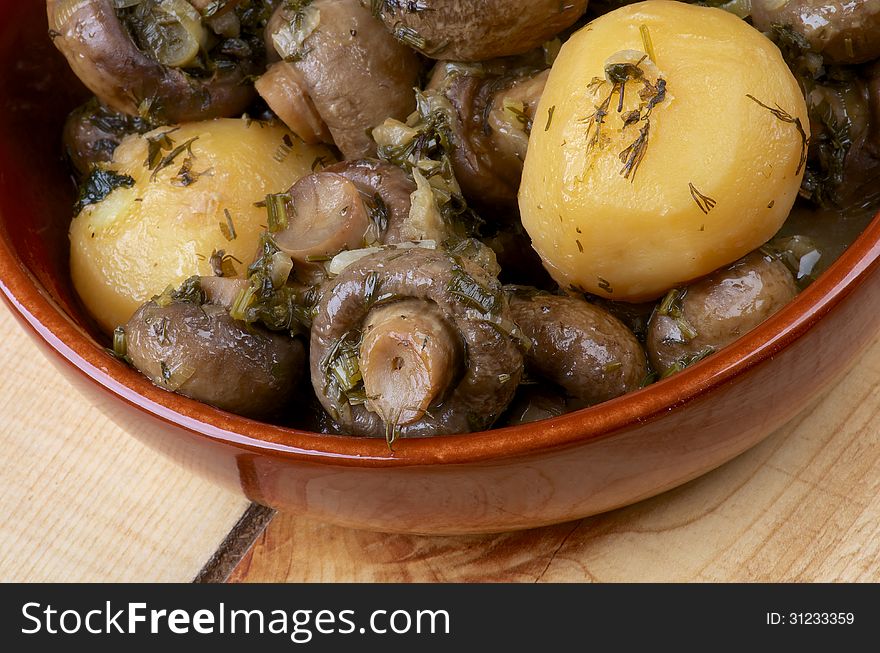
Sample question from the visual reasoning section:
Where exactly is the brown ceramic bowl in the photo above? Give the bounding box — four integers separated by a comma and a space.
2, 2, 880, 535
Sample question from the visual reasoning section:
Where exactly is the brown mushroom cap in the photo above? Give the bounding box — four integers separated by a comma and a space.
255, 63, 333, 145
372, 0, 589, 62
273, 172, 372, 264
427, 59, 548, 212
48, 0, 256, 123
325, 159, 417, 244
509, 291, 648, 409
310, 246, 523, 438
124, 298, 305, 420
750, 0, 880, 65
646, 252, 799, 376
262, 0, 422, 159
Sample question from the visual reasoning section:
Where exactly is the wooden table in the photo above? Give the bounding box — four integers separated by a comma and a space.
1, 298, 878, 583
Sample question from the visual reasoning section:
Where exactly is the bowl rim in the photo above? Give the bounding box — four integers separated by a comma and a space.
2, 205, 880, 468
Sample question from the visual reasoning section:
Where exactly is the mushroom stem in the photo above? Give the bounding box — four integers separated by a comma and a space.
255, 63, 332, 145
273, 172, 371, 264
359, 300, 461, 426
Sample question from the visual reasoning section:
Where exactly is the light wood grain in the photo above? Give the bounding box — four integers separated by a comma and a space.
230, 336, 880, 583
0, 301, 251, 582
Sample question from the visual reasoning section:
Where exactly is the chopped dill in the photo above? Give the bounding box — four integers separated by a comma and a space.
311, 155, 330, 171
112, 326, 128, 361
640, 24, 656, 62
604, 361, 623, 373
545, 105, 556, 131
75, 169, 135, 214
273, 136, 294, 163
657, 287, 683, 316
321, 329, 365, 416
619, 122, 650, 180
745, 94, 808, 175
265, 193, 290, 233
688, 182, 717, 214
656, 288, 698, 343
393, 25, 426, 50
170, 156, 210, 187
582, 57, 667, 182
150, 136, 198, 181
367, 193, 389, 235
209, 249, 241, 278
503, 98, 532, 134
447, 269, 500, 314
661, 346, 715, 379
597, 277, 613, 294
220, 208, 237, 241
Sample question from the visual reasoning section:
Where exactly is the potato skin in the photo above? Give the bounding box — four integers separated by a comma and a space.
70, 118, 334, 334
646, 252, 798, 375
519, 1, 809, 302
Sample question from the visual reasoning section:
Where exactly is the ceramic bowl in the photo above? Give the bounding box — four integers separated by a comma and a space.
2, 1, 879, 534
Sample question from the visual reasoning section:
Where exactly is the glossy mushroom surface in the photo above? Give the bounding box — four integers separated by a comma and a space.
371, 0, 588, 62
47, 0, 259, 122
259, 0, 422, 158
309, 246, 523, 438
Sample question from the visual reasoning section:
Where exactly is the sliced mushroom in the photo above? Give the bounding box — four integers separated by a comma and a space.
123, 281, 305, 420
371, 0, 588, 62
63, 98, 152, 176
259, 0, 422, 159
48, 0, 258, 123
427, 59, 549, 212
646, 252, 799, 377
509, 290, 648, 409
310, 246, 523, 438
750, 0, 880, 65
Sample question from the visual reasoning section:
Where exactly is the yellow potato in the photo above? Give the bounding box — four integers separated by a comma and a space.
70, 118, 334, 334
519, 0, 809, 301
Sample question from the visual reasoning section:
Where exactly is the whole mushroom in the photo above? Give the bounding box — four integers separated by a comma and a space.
256, 0, 422, 159
427, 57, 549, 212
122, 278, 306, 420
646, 252, 799, 377
509, 290, 648, 410
309, 246, 523, 439
47, 0, 261, 122
750, 0, 880, 65
369, 0, 589, 62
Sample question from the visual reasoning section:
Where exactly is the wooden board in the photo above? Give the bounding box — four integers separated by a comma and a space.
4, 294, 879, 583
0, 301, 252, 582
229, 337, 880, 583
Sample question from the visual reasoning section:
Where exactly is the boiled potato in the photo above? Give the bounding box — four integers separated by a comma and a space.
70, 118, 334, 333
519, 0, 809, 301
